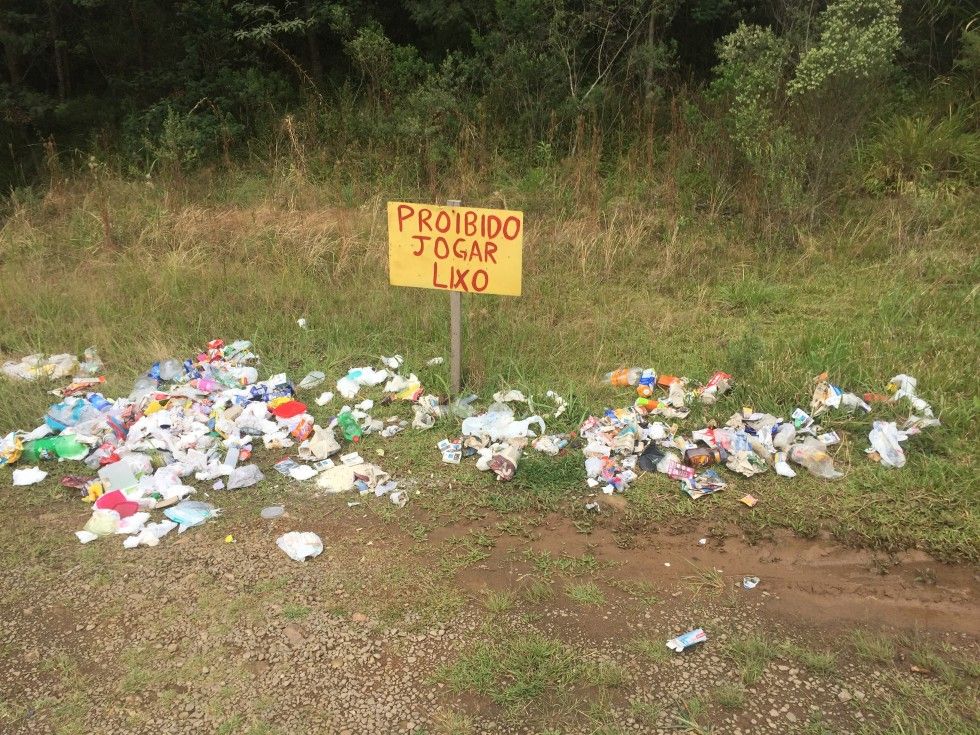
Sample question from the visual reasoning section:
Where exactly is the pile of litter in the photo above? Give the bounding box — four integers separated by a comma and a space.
579, 368, 940, 504
432, 389, 569, 481
0, 340, 433, 548
1, 339, 941, 552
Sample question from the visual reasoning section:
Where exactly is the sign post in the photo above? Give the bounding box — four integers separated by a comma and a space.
446, 199, 463, 394
386, 199, 524, 396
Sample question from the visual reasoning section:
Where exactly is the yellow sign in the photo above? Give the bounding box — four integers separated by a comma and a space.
387, 201, 523, 296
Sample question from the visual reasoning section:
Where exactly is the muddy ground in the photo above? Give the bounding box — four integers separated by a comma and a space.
1, 488, 977, 735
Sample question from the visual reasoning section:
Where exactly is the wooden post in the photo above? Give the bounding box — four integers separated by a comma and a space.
447, 198, 462, 395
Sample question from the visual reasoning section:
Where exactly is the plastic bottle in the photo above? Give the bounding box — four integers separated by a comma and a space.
22, 435, 90, 462
337, 411, 362, 443
636, 369, 657, 397
130, 376, 158, 400
683, 446, 728, 469
604, 368, 642, 387
788, 439, 843, 479
87, 393, 113, 412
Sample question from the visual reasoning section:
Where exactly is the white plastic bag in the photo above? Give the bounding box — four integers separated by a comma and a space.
867, 421, 907, 469
276, 531, 323, 561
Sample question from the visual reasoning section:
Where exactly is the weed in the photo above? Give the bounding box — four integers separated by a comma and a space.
565, 581, 605, 606
630, 637, 670, 664
525, 550, 601, 577
482, 590, 515, 615
672, 696, 712, 734
849, 629, 896, 664
521, 578, 554, 603
713, 683, 746, 711
607, 579, 661, 606
431, 708, 475, 735
585, 660, 627, 688
628, 700, 661, 726
724, 633, 778, 685
683, 562, 725, 598
436, 634, 582, 715
780, 641, 838, 674
282, 604, 310, 621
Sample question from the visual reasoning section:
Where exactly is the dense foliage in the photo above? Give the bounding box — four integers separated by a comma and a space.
1, 0, 977, 222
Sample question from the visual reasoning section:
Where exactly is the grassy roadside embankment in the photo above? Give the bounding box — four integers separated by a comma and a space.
0, 167, 977, 560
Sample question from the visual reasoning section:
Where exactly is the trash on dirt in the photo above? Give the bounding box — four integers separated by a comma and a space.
123, 520, 177, 548
276, 531, 323, 561
260, 505, 285, 519
288, 464, 317, 481
164, 500, 219, 533
666, 628, 707, 652
742, 576, 760, 589
698, 538, 707, 546
12, 466, 47, 486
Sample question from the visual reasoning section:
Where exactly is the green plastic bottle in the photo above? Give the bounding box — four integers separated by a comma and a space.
337, 411, 362, 443
22, 435, 90, 462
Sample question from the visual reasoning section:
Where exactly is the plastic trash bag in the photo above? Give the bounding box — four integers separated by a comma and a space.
123, 520, 177, 549
12, 466, 47, 486
0, 432, 23, 466
227, 464, 264, 489
788, 438, 843, 479
866, 421, 907, 468
164, 500, 218, 532
83, 508, 119, 537
276, 531, 323, 561
298, 371, 325, 389
462, 408, 545, 442
45, 398, 102, 432
2, 353, 78, 381
298, 425, 341, 460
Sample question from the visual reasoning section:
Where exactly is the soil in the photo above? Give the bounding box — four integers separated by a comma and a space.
0, 492, 977, 734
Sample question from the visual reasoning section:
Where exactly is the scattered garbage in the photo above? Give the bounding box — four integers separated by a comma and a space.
164, 500, 219, 533
667, 628, 707, 652
2, 347, 101, 382
742, 576, 760, 589
1, 340, 944, 556
276, 531, 323, 561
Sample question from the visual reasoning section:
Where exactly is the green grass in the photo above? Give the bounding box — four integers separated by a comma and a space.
482, 590, 516, 615
565, 581, 605, 606
0, 173, 978, 563
713, 683, 746, 711
629, 637, 670, 664
780, 641, 838, 674
724, 633, 779, 686
436, 633, 583, 716
282, 604, 310, 621
524, 550, 601, 577
849, 629, 897, 664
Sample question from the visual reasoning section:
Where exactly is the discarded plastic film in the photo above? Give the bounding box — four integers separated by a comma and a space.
276, 531, 323, 562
